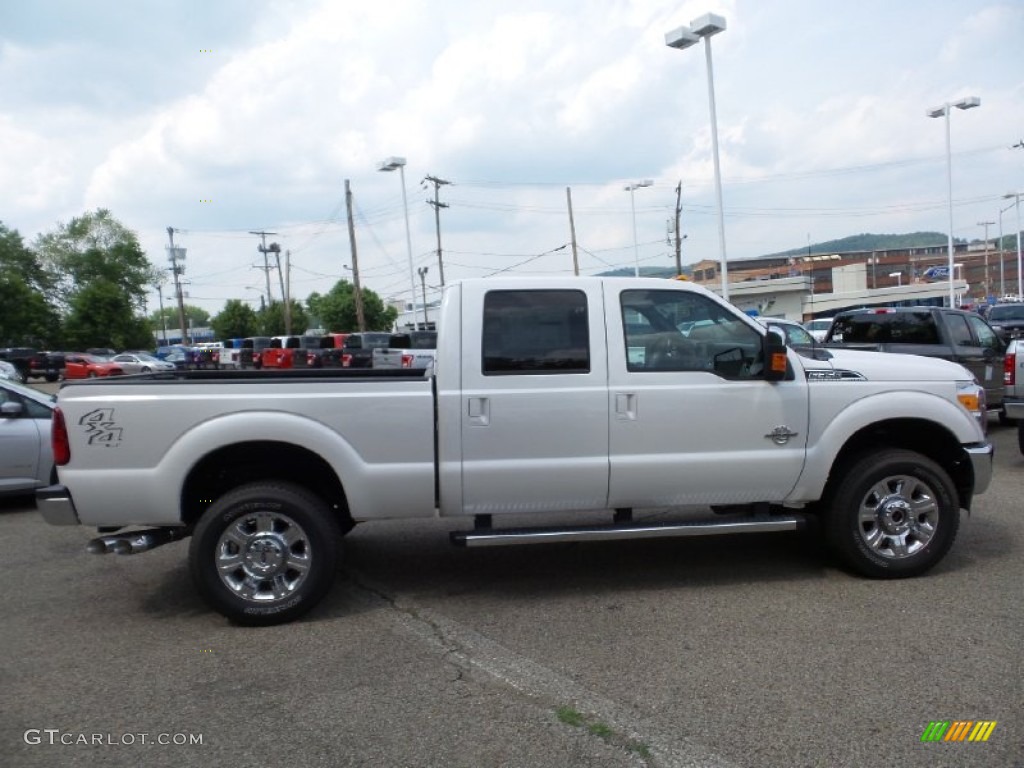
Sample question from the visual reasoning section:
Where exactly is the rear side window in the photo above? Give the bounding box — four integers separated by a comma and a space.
482, 290, 589, 374
945, 314, 973, 346
830, 312, 940, 343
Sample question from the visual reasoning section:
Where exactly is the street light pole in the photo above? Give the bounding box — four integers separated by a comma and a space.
1005, 192, 1023, 300
378, 156, 419, 331
666, 13, 729, 299
624, 180, 653, 277
417, 266, 429, 328
927, 96, 980, 307
978, 220, 994, 300
998, 201, 1015, 297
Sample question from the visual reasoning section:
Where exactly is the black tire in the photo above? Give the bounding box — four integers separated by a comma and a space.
823, 449, 959, 578
1018, 420, 1024, 456
189, 481, 341, 625
87, 371, 97, 378
141, 366, 151, 373
998, 408, 1012, 427
44, 373, 58, 383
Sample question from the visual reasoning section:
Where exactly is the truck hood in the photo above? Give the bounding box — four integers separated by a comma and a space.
798, 347, 973, 382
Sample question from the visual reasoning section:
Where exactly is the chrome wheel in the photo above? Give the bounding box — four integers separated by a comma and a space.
857, 475, 939, 559
214, 511, 312, 603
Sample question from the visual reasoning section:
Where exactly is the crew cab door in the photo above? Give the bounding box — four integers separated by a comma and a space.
606, 287, 808, 506
458, 286, 609, 515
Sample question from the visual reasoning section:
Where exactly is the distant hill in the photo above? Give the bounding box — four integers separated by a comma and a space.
765, 232, 951, 259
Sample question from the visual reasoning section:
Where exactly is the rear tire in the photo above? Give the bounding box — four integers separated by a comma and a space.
189, 481, 341, 625
1018, 420, 1024, 456
824, 449, 959, 578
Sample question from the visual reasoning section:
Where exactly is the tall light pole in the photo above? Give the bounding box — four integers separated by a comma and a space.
666, 13, 729, 299
417, 266, 429, 328
978, 220, 994, 301
378, 156, 419, 331
1005, 191, 1023, 300
998, 201, 1015, 297
624, 180, 653, 277
926, 96, 980, 307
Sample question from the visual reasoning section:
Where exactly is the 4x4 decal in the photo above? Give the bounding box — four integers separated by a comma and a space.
79, 408, 123, 448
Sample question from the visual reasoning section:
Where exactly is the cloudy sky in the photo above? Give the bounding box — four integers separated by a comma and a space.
2, 0, 1022, 317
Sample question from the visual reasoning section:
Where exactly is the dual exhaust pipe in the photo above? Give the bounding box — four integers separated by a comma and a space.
86, 527, 189, 555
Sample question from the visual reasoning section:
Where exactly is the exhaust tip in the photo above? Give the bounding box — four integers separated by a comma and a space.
86, 539, 109, 555
111, 540, 133, 555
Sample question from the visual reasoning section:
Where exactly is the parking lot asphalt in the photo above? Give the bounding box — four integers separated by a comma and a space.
1, 390, 1021, 767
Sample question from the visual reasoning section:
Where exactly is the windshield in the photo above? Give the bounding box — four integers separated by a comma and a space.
988, 305, 1024, 322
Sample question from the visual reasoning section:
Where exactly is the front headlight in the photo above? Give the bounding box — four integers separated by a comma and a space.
956, 380, 987, 434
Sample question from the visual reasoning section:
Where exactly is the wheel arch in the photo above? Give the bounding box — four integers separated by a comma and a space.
820, 418, 975, 511
181, 441, 353, 532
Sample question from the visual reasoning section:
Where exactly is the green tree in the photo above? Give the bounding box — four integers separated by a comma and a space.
63, 281, 154, 350
0, 222, 60, 346
211, 300, 260, 340
149, 304, 210, 330
33, 209, 160, 348
258, 301, 310, 337
306, 280, 397, 332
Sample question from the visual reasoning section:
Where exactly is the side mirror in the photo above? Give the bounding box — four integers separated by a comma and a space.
1, 401, 24, 417
763, 334, 789, 381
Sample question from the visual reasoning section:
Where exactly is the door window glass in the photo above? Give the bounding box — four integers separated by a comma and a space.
620, 289, 763, 378
482, 290, 589, 374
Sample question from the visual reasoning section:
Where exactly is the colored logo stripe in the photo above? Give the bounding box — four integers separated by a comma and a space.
921, 721, 996, 742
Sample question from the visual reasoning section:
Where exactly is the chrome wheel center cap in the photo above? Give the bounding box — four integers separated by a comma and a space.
879, 496, 912, 535
244, 536, 286, 576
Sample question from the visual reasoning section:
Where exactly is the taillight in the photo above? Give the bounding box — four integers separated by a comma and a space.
402, 354, 413, 368
342, 354, 352, 367
52, 407, 70, 466
1006, 351, 1016, 386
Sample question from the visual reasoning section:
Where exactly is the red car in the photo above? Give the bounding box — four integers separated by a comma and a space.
63, 354, 125, 379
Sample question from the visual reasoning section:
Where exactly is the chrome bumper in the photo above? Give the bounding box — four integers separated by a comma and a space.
1003, 397, 1024, 419
964, 443, 994, 497
36, 484, 81, 526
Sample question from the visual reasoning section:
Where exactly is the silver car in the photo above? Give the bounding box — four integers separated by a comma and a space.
0, 360, 24, 383
109, 353, 176, 374
0, 379, 55, 496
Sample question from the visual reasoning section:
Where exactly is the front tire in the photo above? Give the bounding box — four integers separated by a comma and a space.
824, 449, 959, 578
189, 482, 341, 625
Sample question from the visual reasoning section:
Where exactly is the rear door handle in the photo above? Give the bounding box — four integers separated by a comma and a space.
468, 397, 490, 426
615, 393, 637, 421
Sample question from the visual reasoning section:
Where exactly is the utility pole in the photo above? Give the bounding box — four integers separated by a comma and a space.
166, 227, 189, 345
418, 266, 429, 327
250, 230, 277, 305
566, 187, 579, 276
155, 283, 168, 344
344, 180, 367, 332
673, 181, 683, 275
284, 249, 293, 334
424, 175, 450, 286
978, 221, 994, 300
271, 243, 286, 328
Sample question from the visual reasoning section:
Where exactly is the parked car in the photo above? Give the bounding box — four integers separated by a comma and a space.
109, 353, 176, 374
0, 378, 55, 496
63, 354, 125, 379
0, 360, 24, 383
341, 332, 393, 368
985, 303, 1024, 342
757, 317, 816, 348
803, 318, 833, 342
1003, 338, 1024, 454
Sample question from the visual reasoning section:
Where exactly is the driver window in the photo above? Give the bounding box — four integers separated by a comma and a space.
967, 315, 1003, 352
620, 289, 763, 378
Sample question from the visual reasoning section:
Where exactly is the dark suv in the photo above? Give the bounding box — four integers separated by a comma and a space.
985, 303, 1024, 342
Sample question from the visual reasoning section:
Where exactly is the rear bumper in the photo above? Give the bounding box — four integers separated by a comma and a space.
36, 484, 80, 526
964, 442, 994, 498
1003, 397, 1024, 419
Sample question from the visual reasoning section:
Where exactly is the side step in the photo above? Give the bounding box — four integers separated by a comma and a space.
451, 514, 806, 548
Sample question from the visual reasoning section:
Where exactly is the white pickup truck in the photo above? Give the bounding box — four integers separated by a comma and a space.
1004, 337, 1024, 454
37, 277, 993, 625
